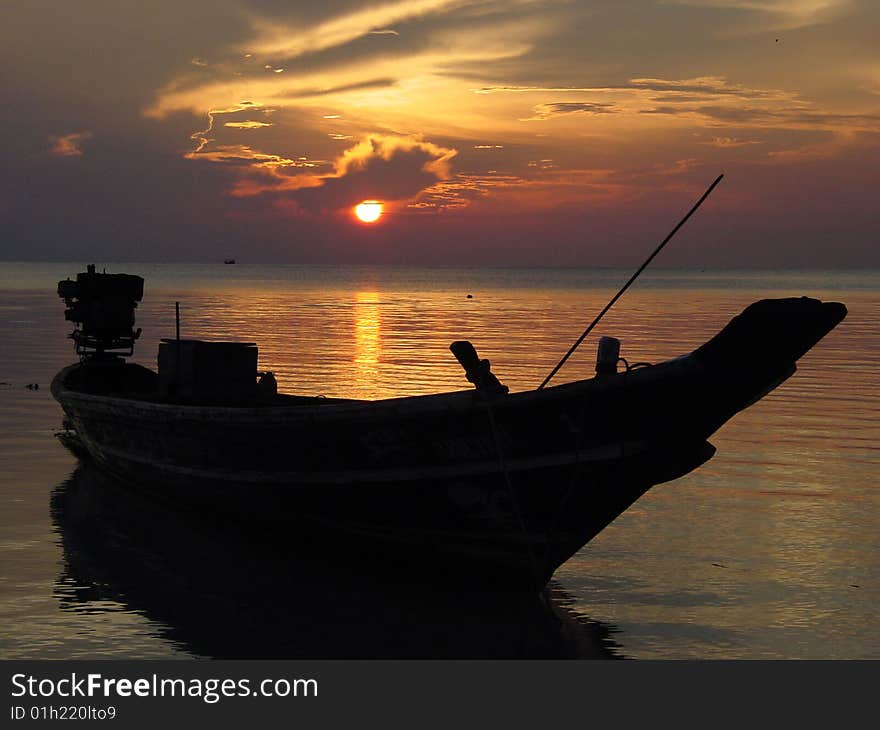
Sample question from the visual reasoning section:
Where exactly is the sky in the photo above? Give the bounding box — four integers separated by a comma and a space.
1, 0, 878, 266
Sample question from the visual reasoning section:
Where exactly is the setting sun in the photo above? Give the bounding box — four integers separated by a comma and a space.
354, 200, 383, 223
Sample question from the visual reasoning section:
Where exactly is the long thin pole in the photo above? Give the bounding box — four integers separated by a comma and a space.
175, 301, 181, 341
538, 173, 724, 390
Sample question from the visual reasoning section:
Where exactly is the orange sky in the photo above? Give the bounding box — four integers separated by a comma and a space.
1, 0, 878, 265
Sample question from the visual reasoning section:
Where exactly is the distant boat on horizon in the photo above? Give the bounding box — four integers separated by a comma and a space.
223, 258, 236, 264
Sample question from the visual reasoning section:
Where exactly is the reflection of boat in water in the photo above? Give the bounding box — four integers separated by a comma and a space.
51, 266, 846, 590
51, 463, 622, 659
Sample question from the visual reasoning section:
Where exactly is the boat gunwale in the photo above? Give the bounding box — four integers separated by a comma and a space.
51, 355, 700, 424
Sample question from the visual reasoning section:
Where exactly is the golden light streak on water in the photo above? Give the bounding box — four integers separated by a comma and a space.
354, 291, 381, 393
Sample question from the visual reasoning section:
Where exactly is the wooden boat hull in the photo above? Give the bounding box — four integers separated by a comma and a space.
51, 297, 847, 589
51, 463, 622, 657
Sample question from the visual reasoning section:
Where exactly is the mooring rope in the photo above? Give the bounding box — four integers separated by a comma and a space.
481, 393, 544, 585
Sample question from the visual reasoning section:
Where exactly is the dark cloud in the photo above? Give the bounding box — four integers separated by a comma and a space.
244, 135, 458, 212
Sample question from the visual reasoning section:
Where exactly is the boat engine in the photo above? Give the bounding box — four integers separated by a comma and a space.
57, 264, 144, 358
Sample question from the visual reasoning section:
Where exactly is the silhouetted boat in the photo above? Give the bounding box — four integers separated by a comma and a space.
223, 258, 236, 264
51, 266, 846, 590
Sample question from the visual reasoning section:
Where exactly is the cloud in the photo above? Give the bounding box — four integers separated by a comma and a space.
147, 74, 398, 119
475, 76, 880, 133
640, 103, 880, 131
296, 134, 457, 210
411, 171, 526, 210
473, 76, 793, 101
144, 0, 547, 128
412, 165, 636, 213
702, 136, 765, 147
242, 0, 467, 58
335, 135, 455, 178
224, 121, 274, 129
522, 102, 619, 120
628, 77, 784, 99
212, 134, 458, 213
47, 131, 93, 157
184, 143, 325, 169
187, 102, 265, 155
661, 0, 855, 31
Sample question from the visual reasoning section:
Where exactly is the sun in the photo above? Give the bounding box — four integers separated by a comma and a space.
354, 200, 383, 223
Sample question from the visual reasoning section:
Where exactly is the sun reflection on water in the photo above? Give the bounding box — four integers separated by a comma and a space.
354, 291, 381, 395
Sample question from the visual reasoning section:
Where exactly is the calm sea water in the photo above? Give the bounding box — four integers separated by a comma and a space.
0, 263, 877, 659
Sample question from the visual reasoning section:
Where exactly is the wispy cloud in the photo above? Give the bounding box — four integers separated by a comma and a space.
661, 0, 855, 31
701, 136, 765, 147
242, 0, 467, 58
411, 171, 527, 210
224, 121, 273, 129
640, 103, 880, 131
187, 102, 265, 155
475, 76, 880, 133
47, 131, 92, 157
473, 76, 794, 100
183, 143, 325, 170
522, 102, 619, 120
